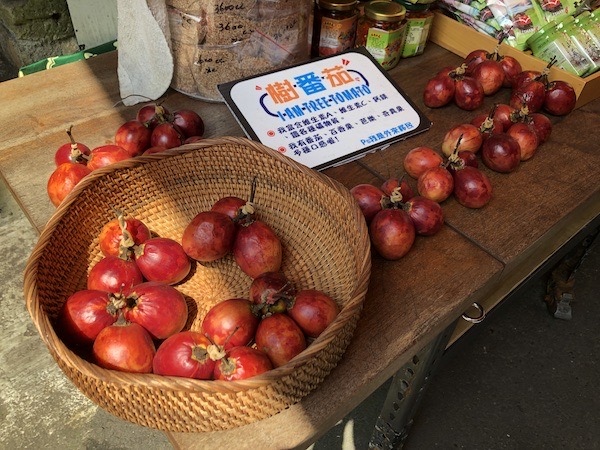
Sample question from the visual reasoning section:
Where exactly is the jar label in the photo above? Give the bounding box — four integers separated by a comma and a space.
402, 16, 433, 58
364, 25, 406, 70
318, 16, 358, 56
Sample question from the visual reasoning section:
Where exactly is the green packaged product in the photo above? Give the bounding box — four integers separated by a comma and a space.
555, 15, 594, 75
531, 0, 579, 25
527, 17, 592, 76
394, 0, 434, 57
569, 12, 600, 75
487, 0, 546, 50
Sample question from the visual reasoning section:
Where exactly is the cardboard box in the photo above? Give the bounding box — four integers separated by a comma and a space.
429, 11, 600, 109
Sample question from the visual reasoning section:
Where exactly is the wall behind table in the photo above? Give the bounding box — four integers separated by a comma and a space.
0, 0, 117, 68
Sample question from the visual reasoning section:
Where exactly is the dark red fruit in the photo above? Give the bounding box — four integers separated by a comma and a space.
233, 220, 283, 279
452, 166, 493, 209
499, 55, 523, 87
254, 313, 307, 368
510, 80, 546, 113
92, 317, 155, 373
369, 208, 416, 260
529, 112, 553, 144
423, 74, 455, 108
403, 196, 444, 236
454, 75, 485, 111
136, 104, 169, 129
287, 289, 340, 338
471, 59, 505, 96
150, 122, 185, 149
134, 237, 191, 285
544, 80, 577, 116
87, 255, 144, 293
211, 196, 247, 221
172, 109, 205, 138
201, 298, 260, 350
153, 331, 218, 380
181, 210, 236, 262
114, 120, 151, 157
213, 346, 273, 381
350, 183, 386, 223
481, 133, 521, 173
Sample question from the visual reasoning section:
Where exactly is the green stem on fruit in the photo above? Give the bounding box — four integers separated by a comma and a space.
451, 63, 468, 78
114, 209, 135, 260
446, 134, 465, 171
389, 188, 404, 204
206, 344, 226, 362
107, 293, 126, 314
235, 177, 258, 225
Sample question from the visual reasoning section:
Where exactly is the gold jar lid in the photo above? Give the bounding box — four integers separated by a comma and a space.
318, 0, 359, 11
365, 1, 406, 21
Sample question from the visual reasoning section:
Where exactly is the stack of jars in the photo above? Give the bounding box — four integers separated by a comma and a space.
310, 0, 435, 70
526, 9, 600, 77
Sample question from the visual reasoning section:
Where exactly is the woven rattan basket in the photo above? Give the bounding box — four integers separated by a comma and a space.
23, 136, 371, 433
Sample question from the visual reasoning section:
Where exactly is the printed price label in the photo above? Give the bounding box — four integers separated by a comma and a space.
219, 47, 431, 170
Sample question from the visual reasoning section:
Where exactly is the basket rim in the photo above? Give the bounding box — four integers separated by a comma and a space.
23, 136, 371, 392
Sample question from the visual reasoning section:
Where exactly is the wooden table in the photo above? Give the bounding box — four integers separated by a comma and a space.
1, 43, 599, 449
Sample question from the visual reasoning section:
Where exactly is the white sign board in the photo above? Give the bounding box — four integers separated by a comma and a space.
219, 47, 431, 170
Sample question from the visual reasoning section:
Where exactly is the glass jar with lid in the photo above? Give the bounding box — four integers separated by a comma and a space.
355, 0, 407, 69
311, 0, 359, 57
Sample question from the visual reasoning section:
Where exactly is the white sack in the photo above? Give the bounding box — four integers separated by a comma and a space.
117, 0, 173, 106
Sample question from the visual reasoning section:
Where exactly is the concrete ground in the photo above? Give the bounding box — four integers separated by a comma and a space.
2, 55, 599, 449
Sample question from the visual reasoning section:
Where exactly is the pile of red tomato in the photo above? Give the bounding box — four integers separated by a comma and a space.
351, 43, 576, 262
423, 44, 577, 116
47, 103, 205, 207
351, 176, 444, 260
57, 189, 340, 381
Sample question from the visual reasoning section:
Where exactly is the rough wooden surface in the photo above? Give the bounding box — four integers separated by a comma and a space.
0, 53, 244, 232
0, 42, 598, 450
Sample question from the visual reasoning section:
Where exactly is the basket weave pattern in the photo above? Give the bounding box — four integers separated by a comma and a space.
23, 137, 371, 432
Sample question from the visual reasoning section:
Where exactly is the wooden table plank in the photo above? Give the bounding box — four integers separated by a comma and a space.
0, 51, 246, 233
1, 43, 597, 450
0, 57, 123, 149
352, 61, 600, 270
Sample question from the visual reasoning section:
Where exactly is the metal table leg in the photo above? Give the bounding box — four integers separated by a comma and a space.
368, 322, 457, 449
